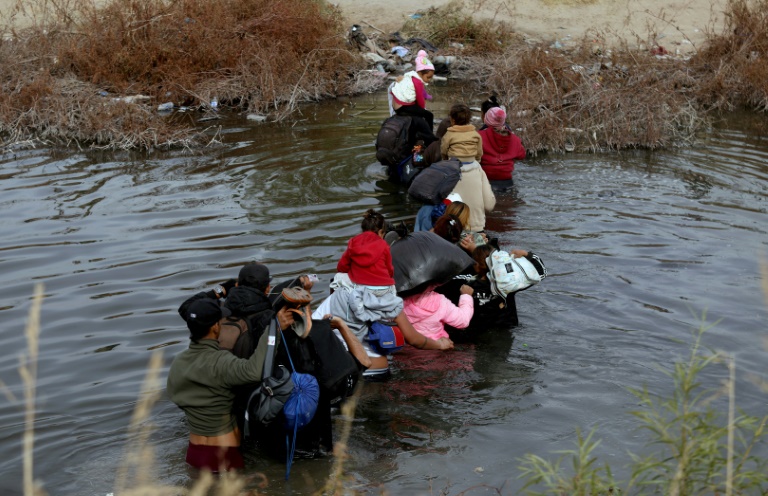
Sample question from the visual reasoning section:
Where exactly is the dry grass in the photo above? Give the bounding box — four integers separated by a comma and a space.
455, 39, 705, 153
0, 0, 366, 150
399, 0, 519, 55
689, 0, 768, 111
2, 0, 768, 152
10, 283, 342, 495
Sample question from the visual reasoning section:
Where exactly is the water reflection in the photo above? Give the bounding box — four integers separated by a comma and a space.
0, 88, 766, 495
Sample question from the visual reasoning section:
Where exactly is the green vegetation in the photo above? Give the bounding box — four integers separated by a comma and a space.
10, 282, 766, 494
518, 321, 768, 495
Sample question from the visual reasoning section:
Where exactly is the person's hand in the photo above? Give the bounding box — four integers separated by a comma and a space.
324, 314, 346, 330
220, 278, 237, 296
511, 249, 529, 258
276, 306, 295, 331
436, 337, 454, 350
460, 284, 474, 296
479, 232, 489, 243
460, 235, 476, 253
299, 275, 315, 291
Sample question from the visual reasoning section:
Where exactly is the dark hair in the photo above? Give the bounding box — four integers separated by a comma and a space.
472, 245, 494, 280
433, 214, 464, 243
449, 103, 472, 126
361, 208, 387, 233
481, 95, 500, 116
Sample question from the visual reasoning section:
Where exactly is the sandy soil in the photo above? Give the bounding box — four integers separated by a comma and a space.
1, 0, 727, 54
332, 0, 727, 54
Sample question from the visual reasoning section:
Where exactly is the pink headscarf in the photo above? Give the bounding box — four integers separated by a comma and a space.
414, 50, 434, 72
484, 106, 507, 130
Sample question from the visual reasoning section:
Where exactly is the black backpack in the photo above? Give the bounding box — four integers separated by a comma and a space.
375, 115, 412, 168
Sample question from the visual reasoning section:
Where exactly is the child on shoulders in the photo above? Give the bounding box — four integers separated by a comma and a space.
335, 209, 403, 340
439, 104, 496, 232
440, 103, 483, 163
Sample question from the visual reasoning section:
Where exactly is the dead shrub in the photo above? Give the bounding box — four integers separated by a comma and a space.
400, 0, 516, 55
0, 0, 365, 150
690, 0, 768, 111
455, 38, 706, 153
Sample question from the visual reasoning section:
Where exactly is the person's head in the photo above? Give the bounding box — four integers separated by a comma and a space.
480, 94, 501, 119
484, 106, 507, 132
415, 50, 435, 82
445, 201, 470, 228
472, 245, 494, 279
433, 214, 464, 243
238, 262, 271, 293
185, 298, 231, 342
361, 208, 387, 237
449, 103, 472, 126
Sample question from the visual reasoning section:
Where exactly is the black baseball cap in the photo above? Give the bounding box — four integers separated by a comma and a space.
186, 299, 230, 337
238, 262, 272, 291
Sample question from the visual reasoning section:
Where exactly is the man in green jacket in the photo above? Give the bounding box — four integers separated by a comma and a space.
167, 297, 292, 472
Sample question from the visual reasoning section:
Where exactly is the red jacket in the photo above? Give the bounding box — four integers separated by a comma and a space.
337, 231, 395, 286
478, 127, 526, 181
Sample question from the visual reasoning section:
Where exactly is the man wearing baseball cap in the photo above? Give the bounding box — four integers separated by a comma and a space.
167, 297, 276, 472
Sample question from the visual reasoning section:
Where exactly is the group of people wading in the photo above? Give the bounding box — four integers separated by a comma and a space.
166, 51, 544, 475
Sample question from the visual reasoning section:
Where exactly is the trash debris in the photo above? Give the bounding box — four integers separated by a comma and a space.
391, 46, 409, 58
247, 114, 267, 122
157, 102, 174, 111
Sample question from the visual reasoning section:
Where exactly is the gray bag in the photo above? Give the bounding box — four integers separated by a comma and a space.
245, 319, 293, 431
407, 158, 461, 205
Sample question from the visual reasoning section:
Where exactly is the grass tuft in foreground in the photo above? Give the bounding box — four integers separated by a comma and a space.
518, 319, 768, 495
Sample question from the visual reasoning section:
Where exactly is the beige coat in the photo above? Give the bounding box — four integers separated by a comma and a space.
451, 161, 496, 232
440, 124, 483, 162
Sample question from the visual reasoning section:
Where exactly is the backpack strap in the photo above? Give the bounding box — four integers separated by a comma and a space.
262, 318, 278, 380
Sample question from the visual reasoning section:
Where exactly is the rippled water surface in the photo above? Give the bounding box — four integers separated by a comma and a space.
0, 90, 766, 495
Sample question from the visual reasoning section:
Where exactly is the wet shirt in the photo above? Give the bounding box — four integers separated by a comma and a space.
166, 339, 266, 437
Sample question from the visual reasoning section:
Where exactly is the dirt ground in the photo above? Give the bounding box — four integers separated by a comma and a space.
0, 0, 726, 53
332, 0, 726, 54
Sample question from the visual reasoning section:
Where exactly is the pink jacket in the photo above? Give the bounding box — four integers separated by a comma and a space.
402, 290, 474, 340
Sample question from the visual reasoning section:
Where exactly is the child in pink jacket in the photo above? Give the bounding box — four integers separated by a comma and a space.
402, 284, 475, 340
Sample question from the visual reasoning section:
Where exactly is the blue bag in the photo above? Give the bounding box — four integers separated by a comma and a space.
278, 319, 320, 480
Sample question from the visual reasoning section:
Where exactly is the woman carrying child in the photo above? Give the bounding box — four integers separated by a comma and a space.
389, 50, 436, 130
440, 103, 496, 232
323, 209, 453, 372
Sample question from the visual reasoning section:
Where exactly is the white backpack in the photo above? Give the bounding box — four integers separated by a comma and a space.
486, 250, 547, 299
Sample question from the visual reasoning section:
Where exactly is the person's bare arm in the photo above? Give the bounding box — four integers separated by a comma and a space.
328, 316, 372, 368
393, 311, 454, 351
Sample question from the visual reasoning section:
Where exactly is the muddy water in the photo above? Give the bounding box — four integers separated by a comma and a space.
0, 88, 766, 495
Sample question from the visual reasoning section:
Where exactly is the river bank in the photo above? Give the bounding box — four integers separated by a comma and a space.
0, 0, 728, 52
2, 0, 763, 153
332, 0, 725, 54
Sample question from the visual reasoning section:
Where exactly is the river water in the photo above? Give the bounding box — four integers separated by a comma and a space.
0, 87, 766, 495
